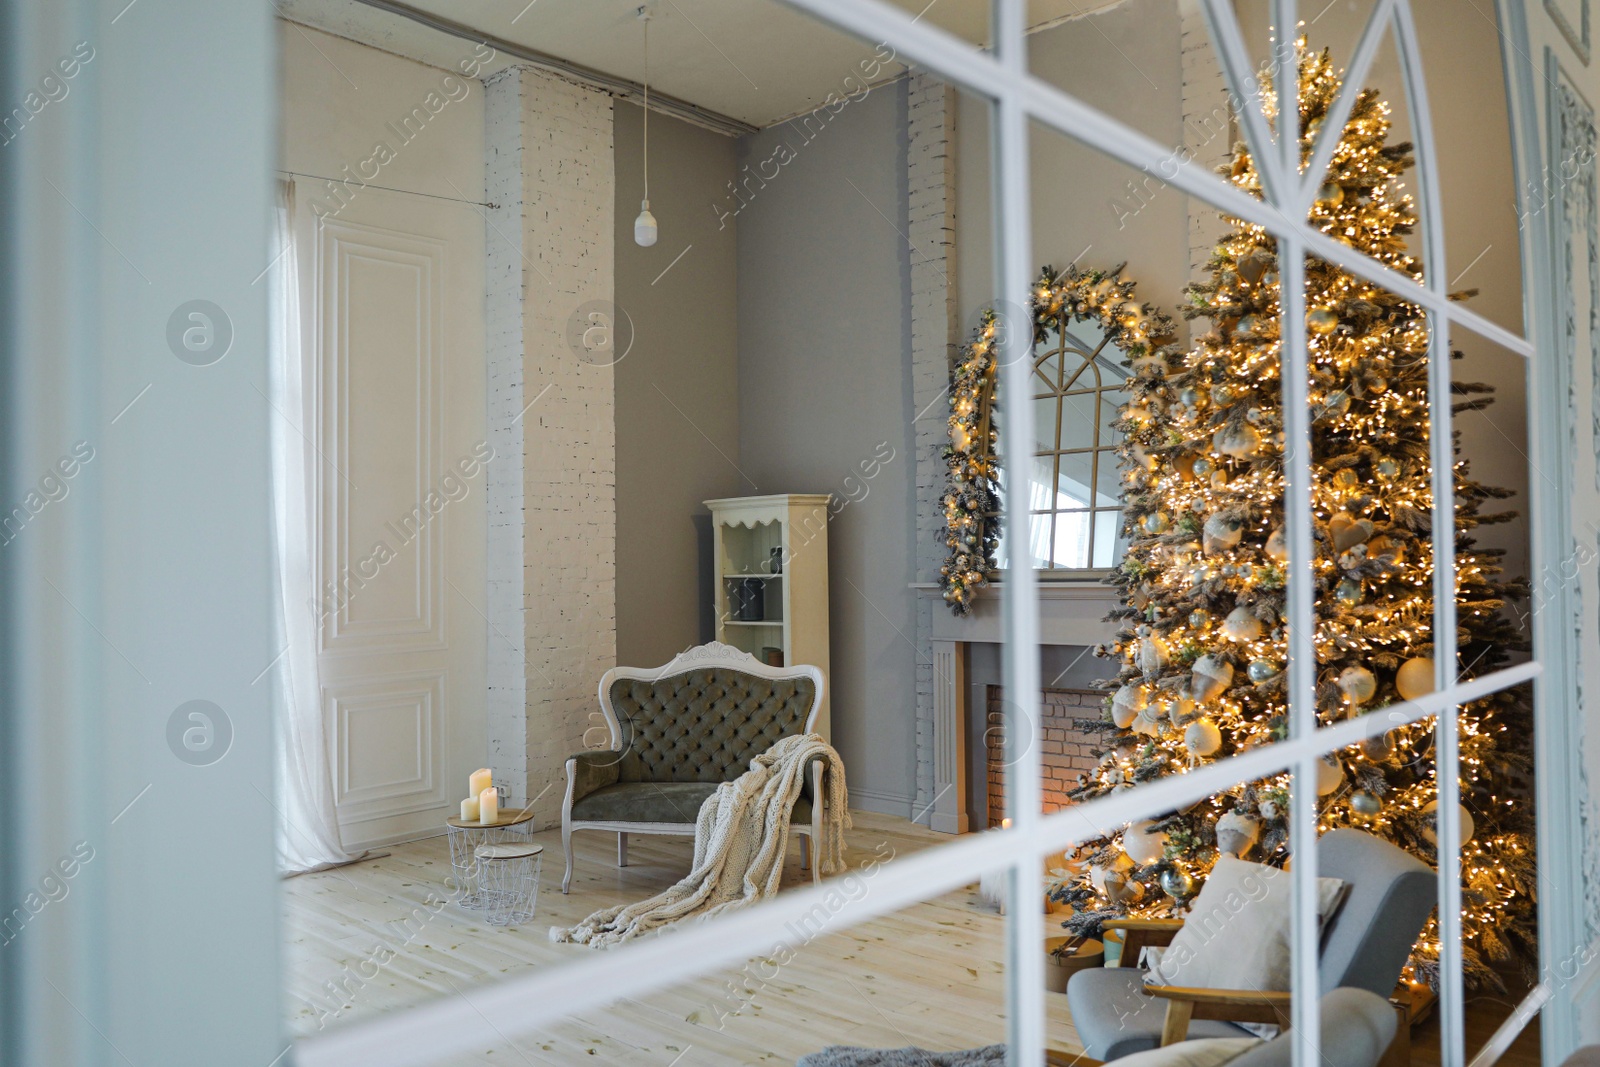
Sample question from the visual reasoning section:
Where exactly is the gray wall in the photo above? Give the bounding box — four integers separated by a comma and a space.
734, 80, 921, 815
614, 101, 745, 668
957, 0, 1190, 337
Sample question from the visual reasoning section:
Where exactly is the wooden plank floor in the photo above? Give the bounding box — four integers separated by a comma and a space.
284, 812, 1532, 1066
283, 811, 1089, 1065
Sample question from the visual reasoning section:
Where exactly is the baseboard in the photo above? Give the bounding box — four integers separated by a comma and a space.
849, 787, 914, 819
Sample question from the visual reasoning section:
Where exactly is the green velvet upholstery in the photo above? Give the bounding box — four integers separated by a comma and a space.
607, 668, 816, 785
571, 781, 813, 825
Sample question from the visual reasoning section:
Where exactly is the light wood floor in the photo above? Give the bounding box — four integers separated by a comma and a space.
283, 811, 1089, 1065
283, 812, 1535, 1066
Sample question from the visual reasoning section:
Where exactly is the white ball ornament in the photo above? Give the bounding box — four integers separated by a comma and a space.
1316, 756, 1345, 796
1215, 810, 1262, 857
1190, 654, 1235, 703
1202, 513, 1244, 555
1112, 684, 1148, 729
1184, 717, 1223, 757
1259, 799, 1281, 821
1337, 666, 1377, 705
1221, 606, 1263, 643
1122, 820, 1169, 866
1421, 801, 1475, 848
1213, 423, 1262, 459
1396, 657, 1436, 702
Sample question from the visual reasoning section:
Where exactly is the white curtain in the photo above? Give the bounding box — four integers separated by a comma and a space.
269, 178, 364, 875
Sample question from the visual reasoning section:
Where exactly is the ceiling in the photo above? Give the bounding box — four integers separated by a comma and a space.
281, 0, 1131, 130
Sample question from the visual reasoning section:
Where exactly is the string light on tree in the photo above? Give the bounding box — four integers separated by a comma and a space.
1047, 39, 1535, 993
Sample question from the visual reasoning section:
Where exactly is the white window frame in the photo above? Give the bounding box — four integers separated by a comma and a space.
296, 2, 1559, 1065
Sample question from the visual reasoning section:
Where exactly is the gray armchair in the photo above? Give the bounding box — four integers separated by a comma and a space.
560, 641, 829, 893
1066, 828, 1434, 1060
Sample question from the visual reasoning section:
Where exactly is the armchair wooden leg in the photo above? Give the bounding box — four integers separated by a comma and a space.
799, 833, 811, 871
562, 823, 574, 894
617, 831, 628, 868
1159, 1000, 1194, 1047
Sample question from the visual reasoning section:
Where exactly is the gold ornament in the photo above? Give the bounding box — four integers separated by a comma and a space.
1307, 307, 1339, 334
1396, 657, 1436, 701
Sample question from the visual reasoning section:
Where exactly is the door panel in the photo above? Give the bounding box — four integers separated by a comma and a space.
298, 185, 486, 848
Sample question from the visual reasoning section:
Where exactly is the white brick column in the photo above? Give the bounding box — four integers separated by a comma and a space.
483, 66, 617, 827
907, 72, 964, 832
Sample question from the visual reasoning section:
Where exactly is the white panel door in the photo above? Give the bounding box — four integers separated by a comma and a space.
298, 184, 487, 848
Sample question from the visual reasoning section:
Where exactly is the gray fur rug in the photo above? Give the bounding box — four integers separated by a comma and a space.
795, 1045, 1007, 1066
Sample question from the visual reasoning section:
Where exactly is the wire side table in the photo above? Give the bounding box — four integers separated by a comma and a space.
445, 809, 535, 909
473, 843, 543, 927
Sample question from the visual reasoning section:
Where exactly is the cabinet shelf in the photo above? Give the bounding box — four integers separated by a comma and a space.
705, 494, 831, 738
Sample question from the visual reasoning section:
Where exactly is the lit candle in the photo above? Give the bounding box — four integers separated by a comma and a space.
478, 786, 499, 825
469, 768, 493, 799
460, 796, 479, 822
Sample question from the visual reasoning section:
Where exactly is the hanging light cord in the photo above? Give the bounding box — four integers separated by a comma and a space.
642, 8, 650, 202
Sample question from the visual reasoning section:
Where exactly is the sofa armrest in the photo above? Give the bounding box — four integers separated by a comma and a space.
799, 751, 829, 806
564, 751, 622, 807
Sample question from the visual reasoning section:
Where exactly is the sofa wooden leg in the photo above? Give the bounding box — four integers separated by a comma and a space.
562, 824, 574, 894
617, 831, 628, 868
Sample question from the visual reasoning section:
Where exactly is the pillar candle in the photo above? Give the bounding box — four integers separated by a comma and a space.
460, 796, 479, 822
478, 786, 499, 825
469, 768, 493, 799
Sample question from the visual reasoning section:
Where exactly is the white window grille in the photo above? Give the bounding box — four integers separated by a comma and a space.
295, 2, 1550, 1065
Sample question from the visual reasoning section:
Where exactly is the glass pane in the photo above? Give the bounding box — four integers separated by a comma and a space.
1049, 510, 1092, 569
1034, 394, 1061, 453
1055, 451, 1094, 510
1035, 349, 1061, 391
1059, 391, 1097, 452
1091, 509, 1126, 568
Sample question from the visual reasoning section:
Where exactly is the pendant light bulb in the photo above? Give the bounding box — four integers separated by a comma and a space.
634, 200, 658, 246
634, 4, 658, 248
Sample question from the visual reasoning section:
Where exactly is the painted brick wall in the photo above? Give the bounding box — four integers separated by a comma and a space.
484, 67, 529, 807
483, 66, 617, 827
985, 686, 1104, 827
907, 71, 959, 826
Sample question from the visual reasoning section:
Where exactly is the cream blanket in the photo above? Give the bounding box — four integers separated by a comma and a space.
551, 733, 850, 948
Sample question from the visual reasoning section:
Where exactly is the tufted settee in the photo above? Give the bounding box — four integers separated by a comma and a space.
560, 641, 829, 893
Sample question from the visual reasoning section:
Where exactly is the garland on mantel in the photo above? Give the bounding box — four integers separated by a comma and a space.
938, 263, 1181, 615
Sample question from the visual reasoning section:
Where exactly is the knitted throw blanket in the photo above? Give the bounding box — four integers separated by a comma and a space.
550, 733, 850, 948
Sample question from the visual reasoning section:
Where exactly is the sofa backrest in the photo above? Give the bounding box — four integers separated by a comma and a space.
608, 667, 817, 783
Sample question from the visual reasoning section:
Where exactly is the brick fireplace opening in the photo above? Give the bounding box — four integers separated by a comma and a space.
984, 686, 1105, 827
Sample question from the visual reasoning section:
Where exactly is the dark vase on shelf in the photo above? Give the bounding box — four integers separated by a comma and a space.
768, 547, 783, 575
733, 578, 765, 622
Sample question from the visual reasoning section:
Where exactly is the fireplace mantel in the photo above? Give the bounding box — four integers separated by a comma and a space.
914, 581, 1121, 646
911, 582, 1120, 834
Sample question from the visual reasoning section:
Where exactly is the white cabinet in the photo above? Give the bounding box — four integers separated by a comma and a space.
704, 494, 832, 738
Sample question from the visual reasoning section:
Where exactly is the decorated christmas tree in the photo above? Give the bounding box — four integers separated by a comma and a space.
1049, 41, 1536, 990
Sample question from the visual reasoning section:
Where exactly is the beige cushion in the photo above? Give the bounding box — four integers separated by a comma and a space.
1114, 1039, 1261, 1067
1146, 855, 1346, 992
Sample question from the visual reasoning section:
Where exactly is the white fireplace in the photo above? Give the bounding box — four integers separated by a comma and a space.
912, 582, 1121, 833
